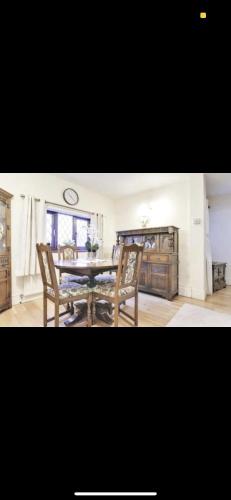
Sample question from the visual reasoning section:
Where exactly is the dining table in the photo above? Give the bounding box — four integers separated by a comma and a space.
55, 257, 119, 326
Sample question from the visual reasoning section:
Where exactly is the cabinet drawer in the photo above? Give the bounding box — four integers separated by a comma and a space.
143, 254, 148, 262
149, 254, 169, 264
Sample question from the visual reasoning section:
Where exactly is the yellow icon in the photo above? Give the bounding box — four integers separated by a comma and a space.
200, 12, 207, 19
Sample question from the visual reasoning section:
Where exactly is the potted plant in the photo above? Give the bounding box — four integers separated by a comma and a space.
85, 236, 100, 258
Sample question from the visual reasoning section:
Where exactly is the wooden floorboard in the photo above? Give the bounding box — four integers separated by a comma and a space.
0, 287, 231, 328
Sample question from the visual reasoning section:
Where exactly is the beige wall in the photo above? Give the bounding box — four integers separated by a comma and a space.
115, 174, 207, 300
0, 173, 116, 304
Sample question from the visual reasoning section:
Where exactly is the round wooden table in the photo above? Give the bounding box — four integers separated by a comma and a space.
55, 258, 119, 326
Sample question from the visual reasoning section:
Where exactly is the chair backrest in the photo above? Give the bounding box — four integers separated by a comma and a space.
58, 245, 78, 261
36, 243, 59, 291
112, 244, 122, 261
115, 244, 144, 291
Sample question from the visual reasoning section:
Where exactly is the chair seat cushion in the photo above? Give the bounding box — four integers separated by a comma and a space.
93, 284, 135, 298
95, 273, 116, 285
62, 274, 90, 285
48, 283, 90, 299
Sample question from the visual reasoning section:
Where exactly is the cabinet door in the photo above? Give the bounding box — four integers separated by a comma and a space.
139, 262, 149, 289
159, 233, 175, 253
0, 199, 7, 252
0, 269, 9, 310
149, 264, 169, 294
217, 265, 225, 280
144, 234, 159, 252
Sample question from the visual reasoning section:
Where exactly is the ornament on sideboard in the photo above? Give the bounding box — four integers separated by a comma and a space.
139, 203, 153, 228
140, 215, 151, 228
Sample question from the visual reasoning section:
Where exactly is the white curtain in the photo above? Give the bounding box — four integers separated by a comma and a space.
97, 213, 104, 257
91, 213, 104, 257
16, 196, 46, 277
206, 199, 213, 295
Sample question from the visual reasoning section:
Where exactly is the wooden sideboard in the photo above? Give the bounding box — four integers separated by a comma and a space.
212, 262, 226, 292
0, 188, 13, 313
117, 226, 179, 300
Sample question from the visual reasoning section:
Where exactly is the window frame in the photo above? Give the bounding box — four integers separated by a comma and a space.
47, 210, 91, 252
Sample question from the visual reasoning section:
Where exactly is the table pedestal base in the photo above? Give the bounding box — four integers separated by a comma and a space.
95, 300, 113, 325
64, 300, 113, 327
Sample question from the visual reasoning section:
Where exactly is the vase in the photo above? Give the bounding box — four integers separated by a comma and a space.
88, 251, 96, 259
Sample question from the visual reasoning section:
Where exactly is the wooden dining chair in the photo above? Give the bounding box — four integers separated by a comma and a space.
58, 245, 89, 285
95, 244, 122, 285
37, 243, 92, 328
93, 244, 144, 327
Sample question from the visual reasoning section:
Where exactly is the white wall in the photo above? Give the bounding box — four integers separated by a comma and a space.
190, 173, 207, 300
209, 195, 231, 285
115, 174, 207, 300
0, 173, 116, 304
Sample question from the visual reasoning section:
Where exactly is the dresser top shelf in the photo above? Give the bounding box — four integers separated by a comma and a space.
117, 226, 179, 236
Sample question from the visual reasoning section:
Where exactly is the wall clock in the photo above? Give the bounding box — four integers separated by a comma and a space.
63, 188, 79, 206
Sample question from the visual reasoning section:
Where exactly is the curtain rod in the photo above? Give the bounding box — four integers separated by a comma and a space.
45, 200, 96, 215
21, 194, 41, 202
20, 195, 101, 216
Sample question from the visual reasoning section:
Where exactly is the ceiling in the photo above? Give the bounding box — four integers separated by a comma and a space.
51, 172, 231, 199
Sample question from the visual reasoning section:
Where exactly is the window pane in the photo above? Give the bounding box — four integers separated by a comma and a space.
77, 219, 89, 248
46, 213, 53, 246
58, 214, 73, 246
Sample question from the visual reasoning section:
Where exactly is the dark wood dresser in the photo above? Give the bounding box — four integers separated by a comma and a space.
117, 226, 179, 300
212, 262, 227, 292
0, 188, 13, 313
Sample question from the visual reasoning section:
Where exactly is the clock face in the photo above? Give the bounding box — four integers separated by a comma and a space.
63, 189, 79, 206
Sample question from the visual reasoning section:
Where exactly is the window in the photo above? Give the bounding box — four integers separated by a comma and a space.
46, 210, 90, 251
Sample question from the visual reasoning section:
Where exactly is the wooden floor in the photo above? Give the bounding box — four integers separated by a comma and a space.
1, 286, 231, 328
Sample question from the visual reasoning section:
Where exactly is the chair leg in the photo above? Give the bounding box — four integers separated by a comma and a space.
43, 294, 48, 327
135, 292, 138, 327
114, 304, 119, 328
87, 296, 92, 327
55, 302, 60, 328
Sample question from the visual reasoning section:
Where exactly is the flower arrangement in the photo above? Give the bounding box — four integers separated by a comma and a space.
85, 224, 100, 254
85, 237, 99, 253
